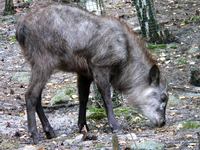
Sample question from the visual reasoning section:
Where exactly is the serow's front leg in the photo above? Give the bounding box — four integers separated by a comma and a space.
77, 75, 92, 132
93, 68, 120, 132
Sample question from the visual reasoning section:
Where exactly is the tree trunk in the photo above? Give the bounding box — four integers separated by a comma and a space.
4, 0, 15, 15
59, 0, 105, 15
79, 0, 105, 15
132, 0, 173, 43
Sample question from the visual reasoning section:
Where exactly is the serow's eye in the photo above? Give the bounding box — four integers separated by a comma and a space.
161, 94, 168, 103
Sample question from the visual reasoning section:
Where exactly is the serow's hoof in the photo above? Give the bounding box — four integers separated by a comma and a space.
111, 124, 122, 133
46, 130, 56, 139
31, 134, 40, 145
78, 124, 89, 133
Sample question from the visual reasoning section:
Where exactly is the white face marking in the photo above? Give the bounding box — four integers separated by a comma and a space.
142, 87, 155, 98
127, 80, 168, 127
136, 87, 167, 126
160, 102, 166, 110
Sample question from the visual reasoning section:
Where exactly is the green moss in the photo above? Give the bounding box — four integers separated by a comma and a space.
180, 121, 200, 129
147, 44, 167, 50
64, 87, 76, 97
24, 0, 32, 3
95, 143, 104, 149
87, 107, 106, 121
168, 95, 180, 107
177, 57, 187, 65
12, 72, 30, 83
190, 16, 200, 23
114, 106, 145, 124
181, 15, 200, 25
8, 35, 16, 43
147, 44, 167, 54
114, 107, 137, 117
0, 33, 3, 40
87, 106, 145, 124
50, 87, 76, 106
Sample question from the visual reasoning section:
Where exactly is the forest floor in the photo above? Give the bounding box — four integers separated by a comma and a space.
0, 0, 200, 149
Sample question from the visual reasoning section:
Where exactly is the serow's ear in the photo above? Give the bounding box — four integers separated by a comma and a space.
149, 65, 160, 85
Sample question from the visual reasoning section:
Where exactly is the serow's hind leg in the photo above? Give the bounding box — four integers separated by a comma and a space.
25, 66, 54, 144
36, 94, 56, 139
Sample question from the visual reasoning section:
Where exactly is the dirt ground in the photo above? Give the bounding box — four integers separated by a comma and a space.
0, 0, 200, 149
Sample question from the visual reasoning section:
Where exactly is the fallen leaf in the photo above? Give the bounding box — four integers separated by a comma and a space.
37, 147, 45, 150
179, 96, 186, 100
185, 134, 193, 138
71, 94, 78, 99
81, 125, 88, 140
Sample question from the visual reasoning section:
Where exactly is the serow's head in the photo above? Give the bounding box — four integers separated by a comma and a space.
138, 65, 168, 127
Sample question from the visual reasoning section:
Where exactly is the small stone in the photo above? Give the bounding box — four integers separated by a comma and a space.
81, 140, 93, 146
118, 133, 137, 141
189, 61, 195, 65
165, 60, 171, 64
179, 96, 186, 100
12, 72, 30, 84
185, 134, 193, 138
131, 140, 165, 150
176, 123, 183, 130
37, 147, 45, 150
188, 45, 199, 53
160, 57, 166, 61
14, 131, 21, 137
10, 89, 14, 95
50, 88, 72, 106
20, 84, 24, 88
6, 122, 11, 127
71, 94, 78, 99
22, 145, 38, 150
16, 95, 22, 100
63, 139, 74, 145
74, 134, 83, 143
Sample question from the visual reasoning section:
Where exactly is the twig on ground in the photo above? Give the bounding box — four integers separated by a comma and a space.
43, 102, 78, 110
171, 85, 200, 93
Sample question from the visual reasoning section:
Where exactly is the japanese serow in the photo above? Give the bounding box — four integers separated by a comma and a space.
16, 4, 168, 144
